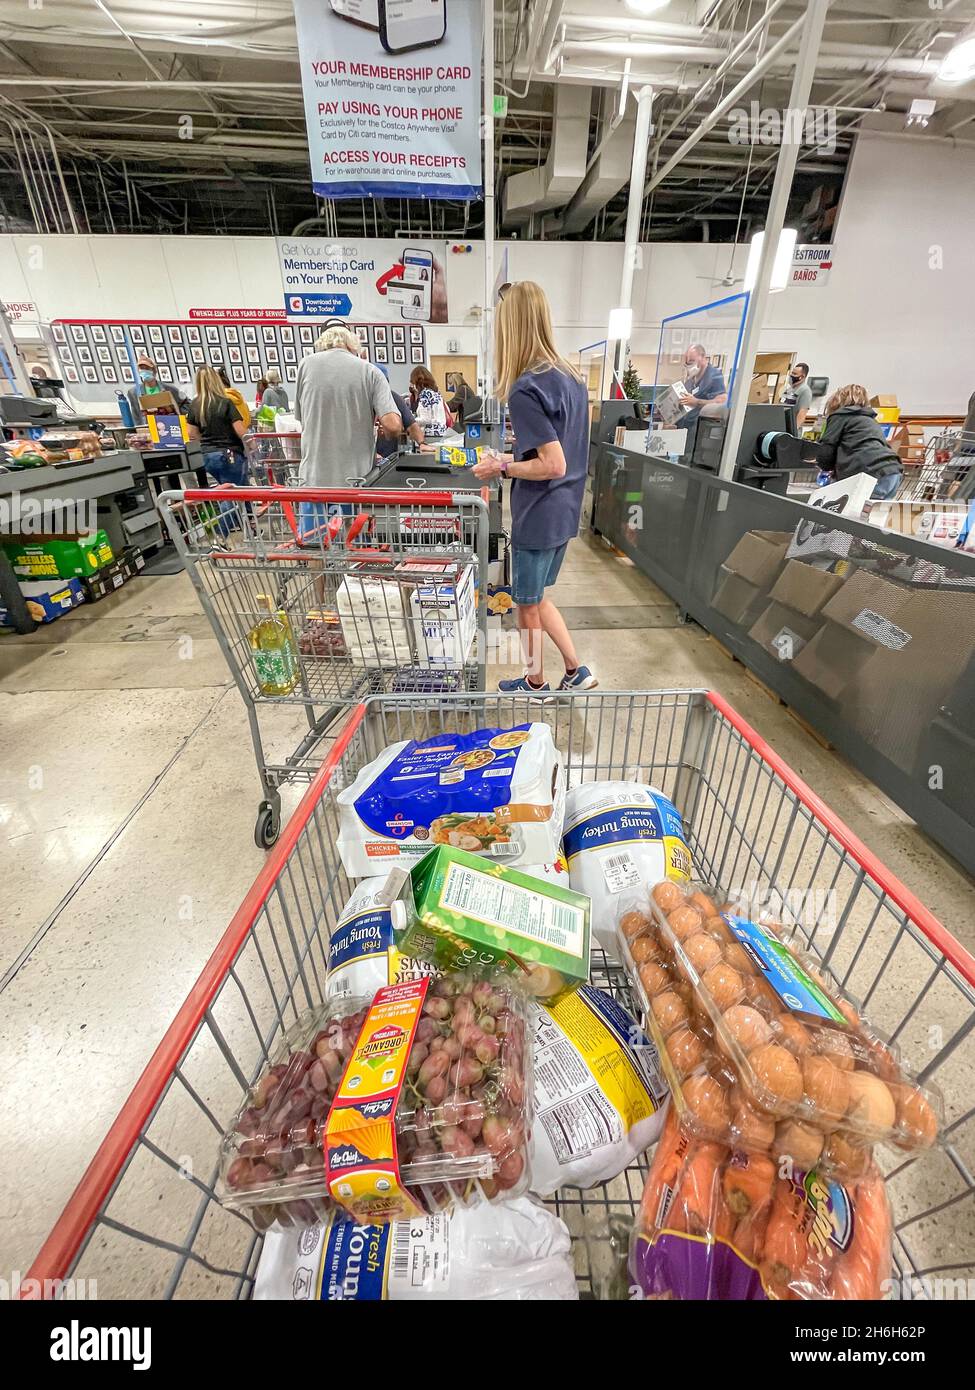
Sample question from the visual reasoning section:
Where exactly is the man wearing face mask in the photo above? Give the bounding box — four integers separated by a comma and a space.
126, 354, 190, 428
674, 343, 727, 429
783, 361, 813, 428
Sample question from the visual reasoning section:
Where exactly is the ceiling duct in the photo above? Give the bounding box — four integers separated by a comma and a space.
502, 84, 592, 225
560, 100, 637, 233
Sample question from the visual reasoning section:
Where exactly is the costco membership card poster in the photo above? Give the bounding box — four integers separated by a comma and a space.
293, 0, 483, 200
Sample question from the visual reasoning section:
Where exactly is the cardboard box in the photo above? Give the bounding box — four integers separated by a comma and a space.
79, 555, 130, 602
1, 576, 84, 625
870, 394, 898, 409
819, 570, 913, 647
848, 590, 975, 771
4, 530, 114, 580
769, 559, 846, 618
711, 566, 766, 626
792, 622, 871, 701
748, 601, 821, 661
723, 530, 793, 588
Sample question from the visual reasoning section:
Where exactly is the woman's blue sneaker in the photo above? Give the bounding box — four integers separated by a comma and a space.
559, 666, 598, 691
497, 675, 552, 696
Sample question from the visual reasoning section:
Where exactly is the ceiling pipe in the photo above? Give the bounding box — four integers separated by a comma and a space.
558, 40, 937, 76
641, 14, 805, 201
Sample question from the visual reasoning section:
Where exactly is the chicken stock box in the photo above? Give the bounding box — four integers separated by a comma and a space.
747, 601, 821, 661
768, 559, 846, 618
722, 530, 793, 588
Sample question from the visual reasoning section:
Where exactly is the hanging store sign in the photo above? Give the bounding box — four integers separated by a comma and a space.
790, 244, 833, 286
277, 237, 450, 322
291, 0, 482, 201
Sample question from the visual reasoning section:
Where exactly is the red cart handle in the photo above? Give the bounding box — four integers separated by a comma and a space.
181, 487, 464, 506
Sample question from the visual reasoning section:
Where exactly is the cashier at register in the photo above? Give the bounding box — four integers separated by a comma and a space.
127, 354, 190, 428
674, 344, 727, 427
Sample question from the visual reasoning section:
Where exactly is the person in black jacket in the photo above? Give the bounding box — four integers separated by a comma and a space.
816, 383, 902, 500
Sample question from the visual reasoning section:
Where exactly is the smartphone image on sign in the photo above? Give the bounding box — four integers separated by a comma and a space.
392, 247, 433, 320
329, 0, 380, 28
379, 0, 447, 54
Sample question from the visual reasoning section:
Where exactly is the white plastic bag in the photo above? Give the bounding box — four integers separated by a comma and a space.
529, 986, 669, 1197
253, 1197, 578, 1301
562, 782, 691, 955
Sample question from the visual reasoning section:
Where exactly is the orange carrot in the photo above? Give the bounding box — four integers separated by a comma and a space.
829, 1170, 892, 1300
723, 1153, 776, 1221
675, 1141, 728, 1235
760, 1175, 829, 1299
638, 1106, 685, 1233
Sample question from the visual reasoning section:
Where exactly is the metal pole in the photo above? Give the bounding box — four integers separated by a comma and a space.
482, 0, 495, 411
613, 85, 654, 385
718, 0, 830, 481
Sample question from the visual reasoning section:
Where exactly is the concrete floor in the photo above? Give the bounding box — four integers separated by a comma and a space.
2, 532, 973, 1287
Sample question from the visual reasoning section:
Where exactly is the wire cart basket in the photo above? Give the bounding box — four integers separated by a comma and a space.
245, 432, 301, 488
157, 487, 490, 847
23, 690, 975, 1301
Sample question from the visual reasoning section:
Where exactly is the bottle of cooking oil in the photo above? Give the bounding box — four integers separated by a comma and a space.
249, 593, 299, 695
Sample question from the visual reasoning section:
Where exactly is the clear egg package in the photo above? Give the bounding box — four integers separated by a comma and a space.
617, 879, 941, 1179
217, 971, 531, 1231
629, 1107, 894, 1301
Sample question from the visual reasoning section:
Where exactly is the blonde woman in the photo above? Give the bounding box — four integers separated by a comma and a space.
817, 383, 902, 499
185, 365, 248, 534
473, 280, 597, 693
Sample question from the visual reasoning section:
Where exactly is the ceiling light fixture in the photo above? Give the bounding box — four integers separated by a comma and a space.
744, 228, 797, 294
938, 28, 975, 84
625, 0, 671, 13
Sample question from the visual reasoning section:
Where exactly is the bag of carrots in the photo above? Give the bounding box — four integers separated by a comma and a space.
629, 1108, 892, 1300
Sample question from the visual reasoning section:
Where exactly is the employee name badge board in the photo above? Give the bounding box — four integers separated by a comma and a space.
787, 472, 877, 562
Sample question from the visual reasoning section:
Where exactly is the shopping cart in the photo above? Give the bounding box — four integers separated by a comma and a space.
245, 432, 301, 488
157, 487, 489, 847
899, 430, 975, 502
23, 690, 975, 1301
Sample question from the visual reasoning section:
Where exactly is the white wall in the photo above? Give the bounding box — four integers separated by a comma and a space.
3, 129, 974, 415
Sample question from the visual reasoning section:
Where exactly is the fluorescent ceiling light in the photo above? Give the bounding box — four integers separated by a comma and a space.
607, 306, 633, 339
938, 30, 975, 84
625, 0, 671, 13
744, 227, 797, 294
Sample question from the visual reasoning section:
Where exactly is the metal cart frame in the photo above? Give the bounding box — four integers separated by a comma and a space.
23, 690, 975, 1301
157, 486, 490, 848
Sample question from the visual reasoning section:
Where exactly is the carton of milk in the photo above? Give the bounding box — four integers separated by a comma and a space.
402, 561, 476, 668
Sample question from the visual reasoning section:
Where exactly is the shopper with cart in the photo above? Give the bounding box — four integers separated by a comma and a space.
295, 325, 401, 516
474, 280, 597, 693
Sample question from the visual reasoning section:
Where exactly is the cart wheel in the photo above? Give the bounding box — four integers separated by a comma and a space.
254, 802, 280, 849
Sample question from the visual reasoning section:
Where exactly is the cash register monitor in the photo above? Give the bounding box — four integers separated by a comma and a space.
691, 402, 797, 475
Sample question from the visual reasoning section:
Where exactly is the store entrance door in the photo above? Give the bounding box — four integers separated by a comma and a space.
431, 354, 478, 399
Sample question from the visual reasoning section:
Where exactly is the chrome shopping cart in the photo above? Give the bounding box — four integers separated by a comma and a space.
245, 432, 301, 488
24, 690, 975, 1301
157, 487, 490, 847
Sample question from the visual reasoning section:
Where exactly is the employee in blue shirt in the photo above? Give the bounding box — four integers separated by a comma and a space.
675, 343, 727, 428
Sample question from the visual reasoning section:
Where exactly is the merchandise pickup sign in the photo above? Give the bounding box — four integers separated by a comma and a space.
292, 0, 482, 201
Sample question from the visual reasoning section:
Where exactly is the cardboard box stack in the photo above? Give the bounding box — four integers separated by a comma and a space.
710, 529, 792, 627
747, 557, 845, 661
888, 421, 926, 470
869, 393, 900, 426
792, 570, 911, 702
